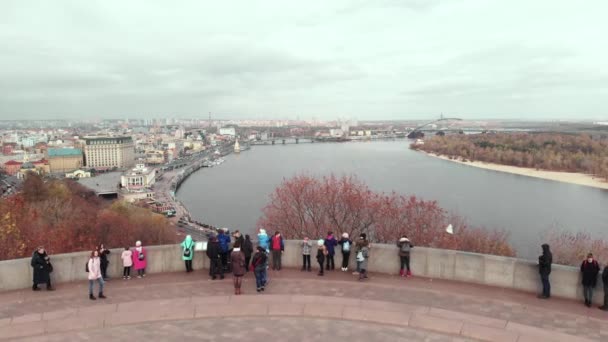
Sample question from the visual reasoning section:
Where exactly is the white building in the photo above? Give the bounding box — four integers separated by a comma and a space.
329, 129, 344, 137
120, 164, 156, 191
219, 127, 236, 136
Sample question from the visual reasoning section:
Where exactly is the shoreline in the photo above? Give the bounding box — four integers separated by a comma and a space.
422, 152, 608, 190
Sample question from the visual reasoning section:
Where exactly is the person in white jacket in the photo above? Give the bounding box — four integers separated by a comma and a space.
88, 250, 106, 300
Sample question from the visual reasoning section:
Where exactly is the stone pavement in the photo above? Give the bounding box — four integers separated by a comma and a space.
0, 269, 607, 341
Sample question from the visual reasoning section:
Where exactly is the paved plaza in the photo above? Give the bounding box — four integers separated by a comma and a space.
0, 269, 607, 341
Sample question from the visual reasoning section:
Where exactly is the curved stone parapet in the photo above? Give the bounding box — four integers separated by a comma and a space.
0, 241, 603, 304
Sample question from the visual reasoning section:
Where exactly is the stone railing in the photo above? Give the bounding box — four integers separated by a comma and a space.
0, 240, 604, 304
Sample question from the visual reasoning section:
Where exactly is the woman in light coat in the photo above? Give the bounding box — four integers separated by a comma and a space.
88, 250, 106, 300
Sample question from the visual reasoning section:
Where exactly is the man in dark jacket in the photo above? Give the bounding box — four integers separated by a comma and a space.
206, 236, 224, 280
581, 253, 600, 307
599, 266, 608, 311
324, 232, 338, 271
217, 229, 231, 272
242, 235, 254, 272
31, 246, 54, 291
538, 243, 552, 299
538, 243, 553, 299
98, 244, 111, 280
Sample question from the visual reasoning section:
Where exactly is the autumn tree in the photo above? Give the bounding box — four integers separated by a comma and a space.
258, 174, 515, 257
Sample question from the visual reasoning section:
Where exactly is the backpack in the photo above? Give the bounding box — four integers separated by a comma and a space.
183, 243, 192, 257
343, 241, 350, 252
138, 251, 145, 261
356, 251, 364, 262
401, 242, 411, 253
85, 260, 89, 273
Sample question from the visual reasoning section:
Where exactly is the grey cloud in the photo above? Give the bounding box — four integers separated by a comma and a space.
1, 0, 607, 120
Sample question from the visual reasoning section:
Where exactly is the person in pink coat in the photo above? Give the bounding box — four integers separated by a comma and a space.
87, 250, 106, 300
132, 240, 147, 278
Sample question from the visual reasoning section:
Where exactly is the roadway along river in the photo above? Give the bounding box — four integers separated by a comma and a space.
177, 140, 608, 259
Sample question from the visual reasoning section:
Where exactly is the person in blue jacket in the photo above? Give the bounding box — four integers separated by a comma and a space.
324, 231, 338, 271
217, 228, 231, 272
257, 229, 270, 252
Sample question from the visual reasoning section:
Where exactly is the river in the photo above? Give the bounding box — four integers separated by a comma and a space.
177, 140, 608, 259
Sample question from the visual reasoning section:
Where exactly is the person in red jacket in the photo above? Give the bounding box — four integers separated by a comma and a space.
269, 231, 284, 271
581, 253, 600, 307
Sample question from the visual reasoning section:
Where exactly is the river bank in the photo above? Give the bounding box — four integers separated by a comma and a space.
424, 152, 608, 190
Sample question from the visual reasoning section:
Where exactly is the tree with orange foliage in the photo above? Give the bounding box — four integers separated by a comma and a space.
0, 174, 176, 261
258, 174, 515, 257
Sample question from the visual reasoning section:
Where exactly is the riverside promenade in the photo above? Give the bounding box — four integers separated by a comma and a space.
1, 269, 606, 341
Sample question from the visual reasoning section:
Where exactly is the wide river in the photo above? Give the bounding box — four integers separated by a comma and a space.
177, 140, 608, 259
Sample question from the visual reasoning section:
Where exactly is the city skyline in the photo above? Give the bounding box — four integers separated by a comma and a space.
1, 1, 608, 121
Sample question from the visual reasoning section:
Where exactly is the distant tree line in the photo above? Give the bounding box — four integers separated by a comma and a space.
0, 174, 176, 261
411, 133, 608, 181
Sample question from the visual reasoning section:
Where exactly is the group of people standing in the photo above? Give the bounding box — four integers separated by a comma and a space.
30, 241, 148, 300
85, 241, 148, 300
30, 235, 608, 309
537, 244, 608, 310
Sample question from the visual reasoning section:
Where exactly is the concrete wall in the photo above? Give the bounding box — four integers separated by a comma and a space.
1, 241, 605, 304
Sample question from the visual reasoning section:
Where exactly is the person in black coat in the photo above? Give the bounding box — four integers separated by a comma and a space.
580, 253, 600, 307
206, 236, 224, 280
599, 266, 608, 311
31, 246, 54, 291
538, 243, 552, 299
242, 235, 254, 272
98, 244, 111, 280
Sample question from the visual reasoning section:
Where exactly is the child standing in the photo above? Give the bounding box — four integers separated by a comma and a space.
357, 244, 369, 281
252, 246, 268, 293
316, 239, 327, 276
301, 237, 312, 272
121, 247, 133, 279
338, 233, 352, 272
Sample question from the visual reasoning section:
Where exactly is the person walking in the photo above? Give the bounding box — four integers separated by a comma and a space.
217, 229, 231, 272
353, 233, 369, 275
357, 243, 370, 281
98, 244, 111, 280
397, 236, 414, 277
301, 237, 312, 272
121, 247, 133, 279
133, 241, 147, 278
257, 229, 270, 253
87, 249, 106, 300
31, 246, 54, 291
206, 236, 224, 280
338, 233, 352, 272
599, 265, 608, 311
252, 246, 268, 293
324, 232, 338, 271
581, 253, 600, 307
181, 235, 195, 273
269, 231, 284, 271
538, 243, 552, 299
242, 235, 254, 272
316, 239, 327, 276
231, 242, 246, 295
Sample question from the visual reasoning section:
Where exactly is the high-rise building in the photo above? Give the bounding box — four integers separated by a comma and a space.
83, 136, 135, 169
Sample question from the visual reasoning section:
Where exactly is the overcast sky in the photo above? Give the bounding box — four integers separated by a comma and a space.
1, 0, 607, 121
